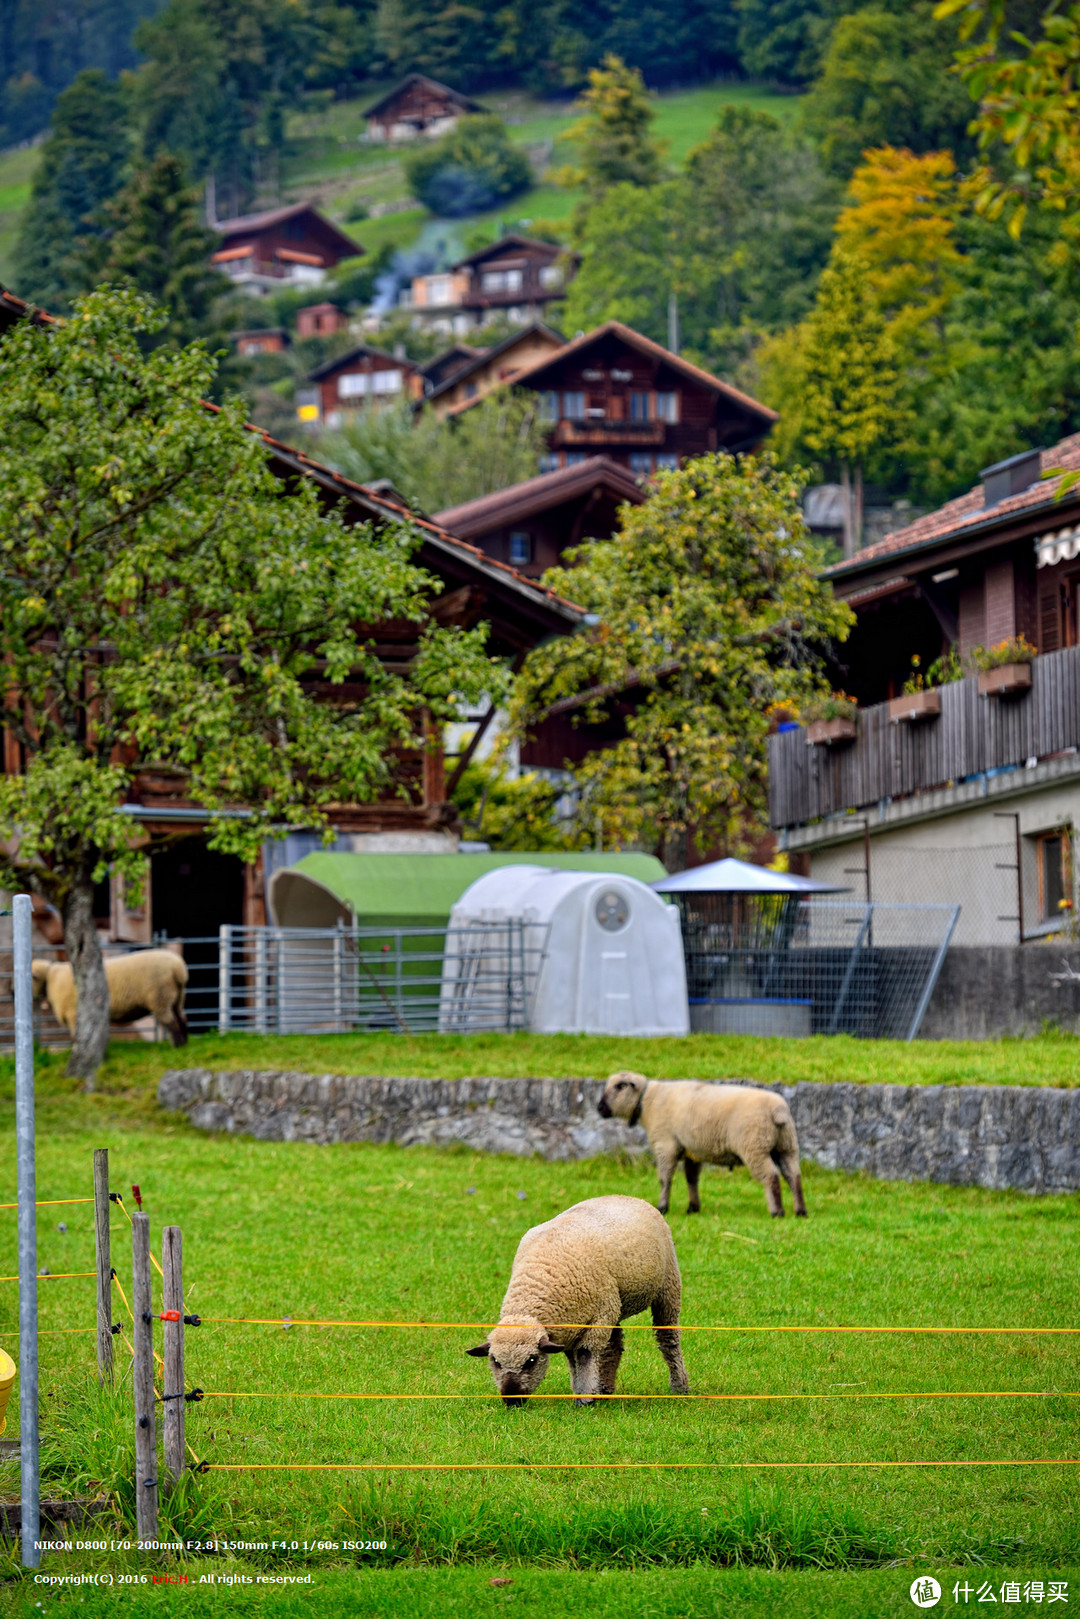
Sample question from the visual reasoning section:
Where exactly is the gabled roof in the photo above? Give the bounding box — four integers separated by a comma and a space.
509, 320, 778, 426
434, 455, 644, 539
426, 321, 565, 405
452, 233, 570, 271
308, 341, 419, 381
214, 202, 363, 261
363, 74, 481, 121
418, 343, 486, 384
827, 433, 1080, 584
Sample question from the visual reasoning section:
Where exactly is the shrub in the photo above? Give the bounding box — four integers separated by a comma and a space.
901, 649, 964, 694
404, 115, 532, 218
803, 692, 859, 724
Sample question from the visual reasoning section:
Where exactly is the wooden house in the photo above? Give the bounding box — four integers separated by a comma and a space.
307, 343, 423, 428
403, 236, 578, 334
212, 204, 362, 296
364, 75, 480, 142
509, 322, 776, 476
296, 302, 349, 339
435, 454, 643, 578
424, 323, 565, 418
233, 327, 289, 356
417, 343, 486, 392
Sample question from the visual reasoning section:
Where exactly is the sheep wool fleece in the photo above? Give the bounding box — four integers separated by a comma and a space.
485, 1195, 689, 1404
32, 950, 189, 1047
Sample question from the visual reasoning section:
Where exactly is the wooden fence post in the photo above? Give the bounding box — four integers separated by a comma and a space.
93, 1150, 112, 1386
132, 1211, 158, 1543
161, 1226, 184, 1489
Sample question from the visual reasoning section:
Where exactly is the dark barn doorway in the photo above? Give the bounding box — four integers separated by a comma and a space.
150, 836, 245, 975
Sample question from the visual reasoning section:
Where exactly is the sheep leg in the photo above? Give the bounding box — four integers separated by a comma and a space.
745, 1151, 784, 1216
598, 1327, 624, 1396
168, 1007, 188, 1048
775, 1151, 807, 1217
683, 1157, 702, 1215
653, 1141, 679, 1215
652, 1286, 689, 1394
570, 1345, 601, 1406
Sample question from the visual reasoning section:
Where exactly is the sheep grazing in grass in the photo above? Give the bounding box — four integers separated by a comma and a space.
466, 1194, 689, 1407
31, 950, 189, 1047
598, 1071, 807, 1220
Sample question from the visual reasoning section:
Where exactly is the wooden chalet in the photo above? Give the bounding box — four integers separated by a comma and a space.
0, 284, 586, 946
508, 322, 777, 477
435, 455, 643, 578
296, 302, 349, 339
212, 204, 362, 296
424, 323, 565, 418
364, 75, 481, 142
233, 327, 289, 356
403, 236, 577, 334
417, 343, 485, 392
308, 342, 423, 427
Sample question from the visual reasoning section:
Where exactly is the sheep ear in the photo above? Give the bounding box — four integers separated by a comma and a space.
538, 1337, 566, 1355
465, 1342, 491, 1357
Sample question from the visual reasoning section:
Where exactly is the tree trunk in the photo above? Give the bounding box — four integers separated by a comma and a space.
840, 462, 856, 560
62, 880, 110, 1089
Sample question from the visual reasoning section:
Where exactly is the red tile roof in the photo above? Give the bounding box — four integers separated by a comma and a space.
828, 433, 1080, 579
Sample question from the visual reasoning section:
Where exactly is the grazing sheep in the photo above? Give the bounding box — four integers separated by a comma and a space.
598, 1071, 807, 1219
31, 950, 189, 1047
466, 1194, 689, 1407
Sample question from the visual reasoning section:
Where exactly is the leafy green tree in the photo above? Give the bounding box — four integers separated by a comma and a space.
80, 154, 230, 350
13, 69, 131, 309
508, 453, 853, 864
733, 0, 839, 86
0, 0, 160, 147
323, 391, 547, 515
801, 4, 975, 176
0, 286, 498, 1082
764, 252, 901, 555
404, 114, 532, 217
555, 54, 666, 208
559, 181, 682, 342
452, 760, 585, 851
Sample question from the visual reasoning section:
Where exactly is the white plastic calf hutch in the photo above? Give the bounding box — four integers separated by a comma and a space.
439, 864, 689, 1036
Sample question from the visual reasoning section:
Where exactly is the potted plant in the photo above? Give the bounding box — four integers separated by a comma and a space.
804, 692, 859, 746
971, 636, 1036, 697
889, 650, 963, 724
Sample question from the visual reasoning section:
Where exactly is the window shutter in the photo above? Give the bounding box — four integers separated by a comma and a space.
1039, 577, 1063, 653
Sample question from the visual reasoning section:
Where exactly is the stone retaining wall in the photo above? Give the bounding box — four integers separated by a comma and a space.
157, 1070, 1080, 1195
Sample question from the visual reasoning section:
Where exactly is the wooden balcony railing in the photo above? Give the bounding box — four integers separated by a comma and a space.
768, 645, 1080, 829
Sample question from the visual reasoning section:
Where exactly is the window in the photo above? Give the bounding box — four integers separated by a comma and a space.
563, 451, 586, 467
654, 390, 679, 423
428, 275, 453, 306
539, 264, 564, 289
629, 452, 653, 476
537, 390, 559, 422
562, 391, 585, 419
509, 532, 533, 566
481, 268, 523, 293
338, 372, 370, 399
630, 392, 651, 421
655, 453, 679, 470
1038, 829, 1072, 922
539, 452, 559, 473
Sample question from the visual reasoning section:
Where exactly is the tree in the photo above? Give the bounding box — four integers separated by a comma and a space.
81, 154, 231, 350
801, 4, 975, 176
508, 453, 853, 864
555, 54, 666, 210
323, 390, 548, 515
0, 287, 498, 1083
769, 251, 902, 555
0, 0, 160, 148
733, 0, 839, 86
13, 69, 131, 309
404, 114, 533, 217
559, 181, 682, 343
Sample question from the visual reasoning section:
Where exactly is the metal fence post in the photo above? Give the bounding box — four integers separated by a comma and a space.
14, 893, 39, 1570
217, 924, 232, 1035
827, 904, 874, 1036
132, 1212, 159, 1543
161, 1227, 184, 1489
93, 1149, 113, 1386
255, 928, 267, 1034
333, 923, 343, 1031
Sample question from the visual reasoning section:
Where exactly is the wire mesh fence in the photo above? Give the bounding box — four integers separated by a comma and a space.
675, 898, 959, 1041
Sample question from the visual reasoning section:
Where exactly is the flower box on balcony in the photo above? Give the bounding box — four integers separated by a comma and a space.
977, 662, 1032, 698
806, 717, 857, 746
889, 689, 942, 724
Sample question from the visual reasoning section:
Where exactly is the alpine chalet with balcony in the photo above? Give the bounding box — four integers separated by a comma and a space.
212, 204, 362, 296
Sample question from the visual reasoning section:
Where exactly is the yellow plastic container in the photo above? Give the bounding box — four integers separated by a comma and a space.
0, 1347, 15, 1434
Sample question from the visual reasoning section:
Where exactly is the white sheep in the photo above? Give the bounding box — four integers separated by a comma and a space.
466, 1194, 689, 1406
598, 1071, 807, 1219
31, 950, 189, 1047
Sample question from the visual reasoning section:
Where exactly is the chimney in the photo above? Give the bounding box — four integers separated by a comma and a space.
980, 448, 1043, 508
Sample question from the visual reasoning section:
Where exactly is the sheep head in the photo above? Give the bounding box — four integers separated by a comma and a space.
30, 961, 51, 1003
465, 1323, 566, 1406
598, 1070, 648, 1122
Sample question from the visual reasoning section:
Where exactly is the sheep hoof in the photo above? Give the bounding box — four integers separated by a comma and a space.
686, 1205, 700, 1216
574, 1397, 596, 1408
795, 1209, 808, 1218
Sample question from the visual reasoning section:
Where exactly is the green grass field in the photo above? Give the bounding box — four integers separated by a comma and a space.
1, 1027, 1078, 1618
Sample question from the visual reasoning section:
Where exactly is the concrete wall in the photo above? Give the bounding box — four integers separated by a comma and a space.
157, 1070, 1080, 1194
921, 944, 1080, 1039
